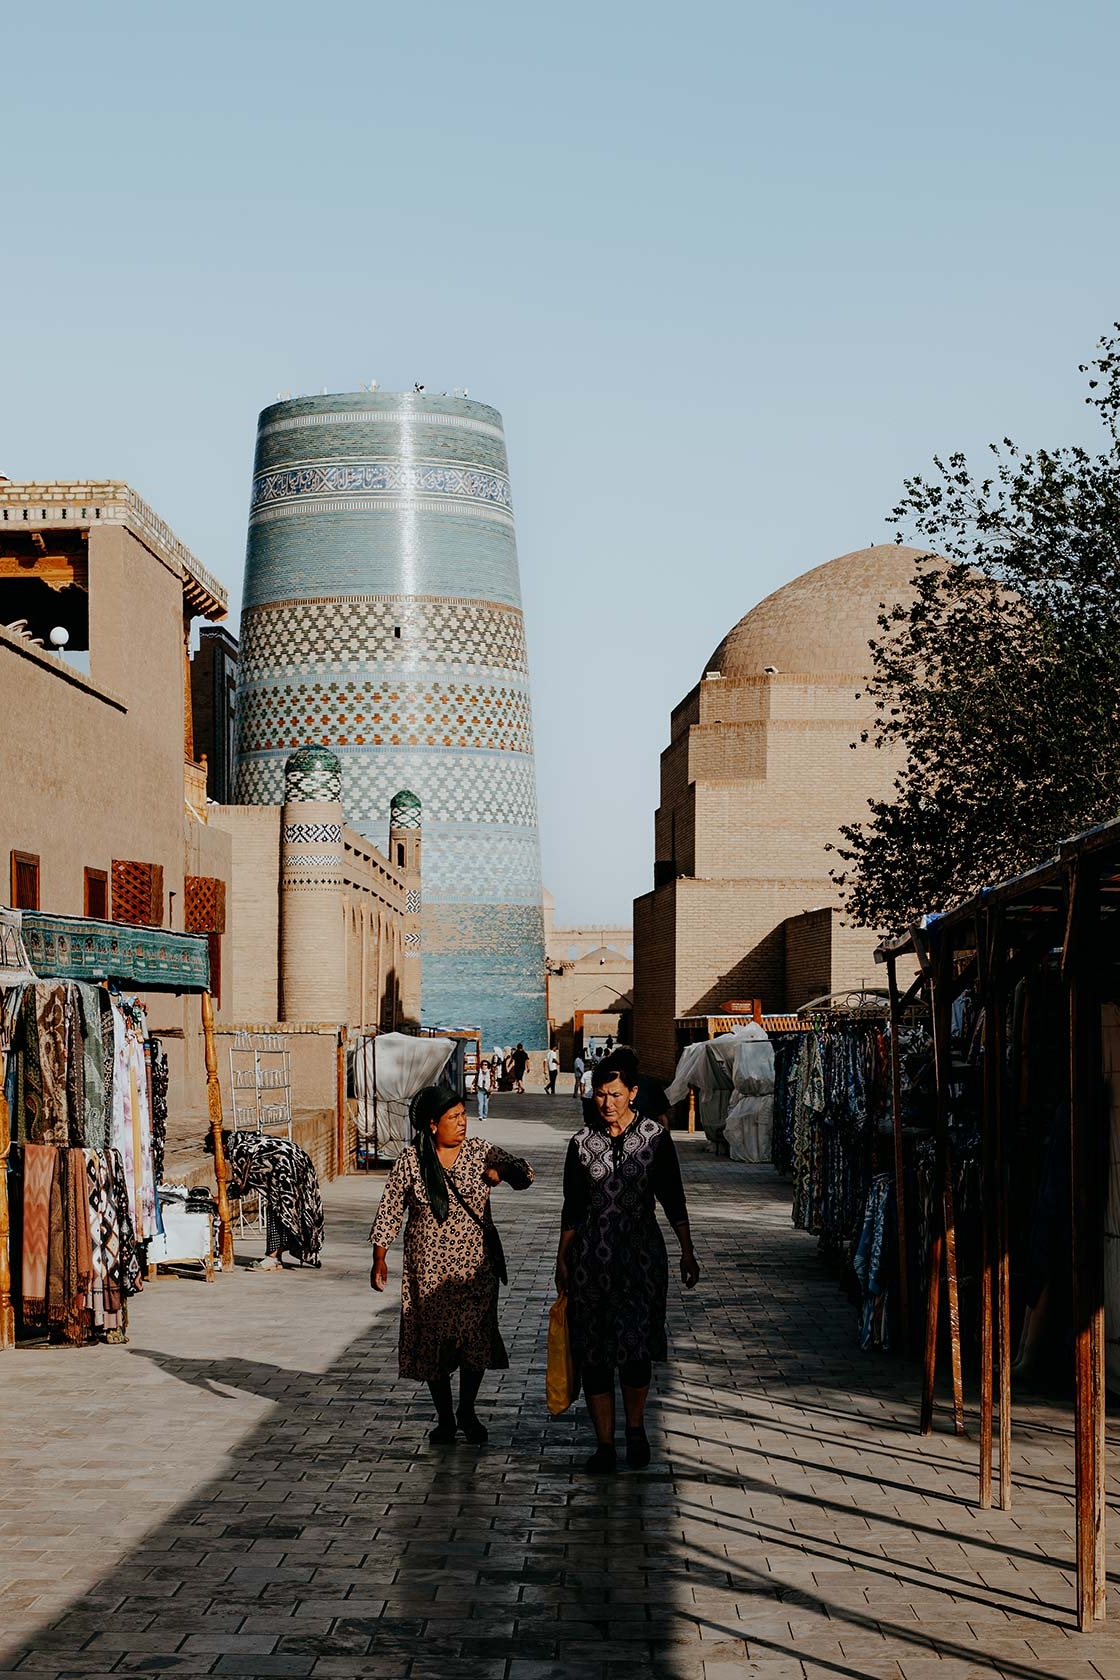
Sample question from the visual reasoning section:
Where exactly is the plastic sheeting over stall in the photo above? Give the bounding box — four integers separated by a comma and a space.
352, 1032, 455, 1154
666, 1025, 775, 1160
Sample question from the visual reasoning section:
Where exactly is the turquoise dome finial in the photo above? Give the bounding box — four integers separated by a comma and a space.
390, 788, 423, 829
285, 743, 342, 803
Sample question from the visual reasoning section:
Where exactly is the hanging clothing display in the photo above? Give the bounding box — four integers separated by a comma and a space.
778, 1020, 891, 1261
3, 982, 155, 1344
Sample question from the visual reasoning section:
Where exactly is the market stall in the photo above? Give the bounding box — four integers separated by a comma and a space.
876, 817, 1120, 1631
0, 908, 235, 1349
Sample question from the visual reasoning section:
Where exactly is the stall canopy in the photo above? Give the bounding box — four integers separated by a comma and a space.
18, 912, 210, 990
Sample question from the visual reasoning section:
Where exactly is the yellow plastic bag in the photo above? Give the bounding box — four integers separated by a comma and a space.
546, 1291, 578, 1416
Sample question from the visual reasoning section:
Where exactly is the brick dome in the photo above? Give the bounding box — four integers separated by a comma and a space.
706, 544, 921, 681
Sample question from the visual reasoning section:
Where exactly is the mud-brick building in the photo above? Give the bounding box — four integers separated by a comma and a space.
0, 481, 418, 1179
633, 545, 918, 1079
0, 479, 234, 1146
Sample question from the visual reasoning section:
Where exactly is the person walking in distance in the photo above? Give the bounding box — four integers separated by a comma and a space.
476, 1059, 492, 1120
370, 1086, 534, 1443
546, 1045, 559, 1096
556, 1059, 699, 1472
512, 1043, 528, 1094
572, 1049, 585, 1099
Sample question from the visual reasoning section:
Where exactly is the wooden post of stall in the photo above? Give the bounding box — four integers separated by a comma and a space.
687, 1087, 697, 1135
976, 907, 996, 1508
921, 932, 967, 1437
991, 910, 1012, 1512
201, 990, 235, 1273
0, 1119, 13, 1350
336, 1030, 348, 1178
1065, 857, 1107, 1628
885, 951, 911, 1348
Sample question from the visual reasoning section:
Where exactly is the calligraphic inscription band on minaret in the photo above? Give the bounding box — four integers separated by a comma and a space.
234, 392, 546, 1047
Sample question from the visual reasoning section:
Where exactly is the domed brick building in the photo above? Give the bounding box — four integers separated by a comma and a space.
633, 544, 919, 1078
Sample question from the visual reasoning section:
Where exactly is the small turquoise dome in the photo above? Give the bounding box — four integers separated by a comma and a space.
285, 743, 342, 803
390, 788, 423, 829
285, 743, 341, 776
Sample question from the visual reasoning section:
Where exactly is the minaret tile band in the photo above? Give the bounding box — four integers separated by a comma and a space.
235, 392, 546, 1047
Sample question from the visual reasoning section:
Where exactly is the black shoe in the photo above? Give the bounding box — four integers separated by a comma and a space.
428, 1420, 457, 1445
625, 1427, 651, 1470
457, 1411, 488, 1444
582, 1443, 617, 1474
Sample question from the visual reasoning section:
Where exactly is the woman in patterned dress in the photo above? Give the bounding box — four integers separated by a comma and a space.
369, 1086, 534, 1443
556, 1055, 699, 1473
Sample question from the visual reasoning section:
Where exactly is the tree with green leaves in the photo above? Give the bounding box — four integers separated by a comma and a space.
831, 329, 1120, 934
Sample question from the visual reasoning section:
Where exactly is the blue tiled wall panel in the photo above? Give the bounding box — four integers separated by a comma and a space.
422, 905, 547, 1048
243, 508, 523, 611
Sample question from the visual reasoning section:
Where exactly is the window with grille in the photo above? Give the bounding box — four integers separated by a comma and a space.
10, 851, 39, 910
111, 859, 164, 926
184, 875, 226, 933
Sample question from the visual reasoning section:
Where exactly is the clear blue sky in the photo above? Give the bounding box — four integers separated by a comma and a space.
3, 1, 1117, 923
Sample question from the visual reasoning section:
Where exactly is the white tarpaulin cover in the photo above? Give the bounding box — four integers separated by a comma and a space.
725, 1023, 775, 1163
353, 1032, 455, 1154
666, 1025, 775, 1159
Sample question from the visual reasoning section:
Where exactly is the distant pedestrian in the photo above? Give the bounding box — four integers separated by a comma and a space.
476, 1059, 492, 1119
572, 1052, 585, 1098
556, 1060, 699, 1474
546, 1046, 559, 1096
370, 1087, 534, 1444
512, 1043, 528, 1093
578, 1063, 595, 1100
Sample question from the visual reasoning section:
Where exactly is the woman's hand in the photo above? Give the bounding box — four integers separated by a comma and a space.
555, 1253, 569, 1293
680, 1248, 700, 1290
370, 1253, 389, 1291
482, 1166, 501, 1186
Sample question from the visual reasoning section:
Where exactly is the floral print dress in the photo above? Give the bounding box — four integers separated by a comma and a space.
369, 1137, 533, 1380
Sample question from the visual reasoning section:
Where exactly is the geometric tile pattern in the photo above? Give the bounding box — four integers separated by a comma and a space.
239, 595, 528, 681
281, 823, 342, 845
238, 746, 540, 831
250, 459, 512, 516
420, 824, 544, 906
405, 889, 421, 914
238, 675, 534, 756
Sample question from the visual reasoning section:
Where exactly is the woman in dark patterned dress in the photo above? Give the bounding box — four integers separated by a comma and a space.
556, 1055, 699, 1473
369, 1086, 534, 1444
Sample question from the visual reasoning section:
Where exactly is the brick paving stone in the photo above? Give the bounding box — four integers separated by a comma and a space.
0, 1096, 1118, 1679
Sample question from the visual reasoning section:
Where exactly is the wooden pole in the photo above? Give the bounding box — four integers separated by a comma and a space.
201, 990, 235, 1273
336, 1031, 348, 1178
687, 1087, 697, 1134
977, 909, 995, 1508
885, 952, 911, 1347
921, 935, 966, 1437
1066, 859, 1107, 1627
991, 917, 1012, 1511
0, 1123, 14, 1351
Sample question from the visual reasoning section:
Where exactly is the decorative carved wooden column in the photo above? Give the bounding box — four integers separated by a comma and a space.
201, 990, 235, 1272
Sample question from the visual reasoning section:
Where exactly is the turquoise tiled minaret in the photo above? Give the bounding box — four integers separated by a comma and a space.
234, 392, 546, 1047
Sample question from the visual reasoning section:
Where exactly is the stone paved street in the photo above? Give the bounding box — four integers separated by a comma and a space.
0, 1095, 1117, 1679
